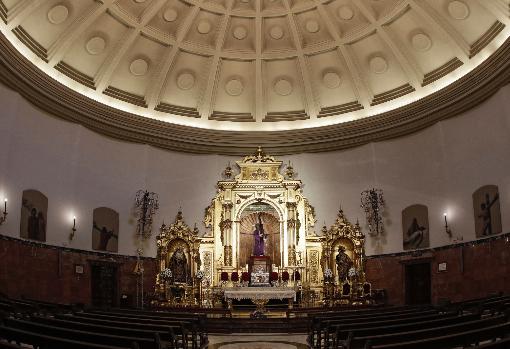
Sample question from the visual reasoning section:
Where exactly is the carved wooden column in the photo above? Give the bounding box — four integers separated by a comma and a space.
221, 202, 233, 266
287, 202, 297, 266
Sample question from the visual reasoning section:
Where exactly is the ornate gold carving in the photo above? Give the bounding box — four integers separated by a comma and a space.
310, 250, 319, 284
224, 245, 233, 266
154, 210, 201, 304
250, 168, 270, 181
243, 147, 276, 163
203, 204, 213, 230
322, 208, 366, 283
200, 148, 322, 287
203, 251, 212, 281
288, 245, 296, 266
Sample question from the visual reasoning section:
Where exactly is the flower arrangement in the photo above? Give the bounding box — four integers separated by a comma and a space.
348, 267, 358, 278
294, 270, 301, 281
270, 272, 278, 282
196, 270, 205, 279
282, 271, 290, 282
241, 271, 250, 282
159, 268, 172, 281
231, 272, 239, 282
324, 268, 333, 278
220, 271, 229, 282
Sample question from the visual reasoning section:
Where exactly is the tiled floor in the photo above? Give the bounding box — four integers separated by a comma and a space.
208, 333, 308, 349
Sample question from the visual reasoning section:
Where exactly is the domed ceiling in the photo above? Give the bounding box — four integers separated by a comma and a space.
0, 0, 509, 154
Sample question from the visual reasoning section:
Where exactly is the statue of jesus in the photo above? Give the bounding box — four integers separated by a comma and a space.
252, 213, 266, 256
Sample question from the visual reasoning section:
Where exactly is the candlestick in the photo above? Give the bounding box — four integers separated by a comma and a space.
0, 198, 7, 226
444, 213, 452, 237
70, 215, 77, 240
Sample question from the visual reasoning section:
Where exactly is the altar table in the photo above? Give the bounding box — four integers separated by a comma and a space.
223, 287, 296, 311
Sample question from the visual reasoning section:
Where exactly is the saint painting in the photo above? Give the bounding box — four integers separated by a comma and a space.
473, 185, 501, 237
92, 207, 119, 252
20, 189, 48, 242
402, 204, 429, 250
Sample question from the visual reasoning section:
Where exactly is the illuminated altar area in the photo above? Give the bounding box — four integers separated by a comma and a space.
153, 148, 371, 309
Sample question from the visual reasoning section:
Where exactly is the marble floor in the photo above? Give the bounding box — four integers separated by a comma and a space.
208, 333, 308, 349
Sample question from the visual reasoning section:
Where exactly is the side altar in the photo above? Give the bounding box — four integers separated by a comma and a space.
152, 148, 372, 309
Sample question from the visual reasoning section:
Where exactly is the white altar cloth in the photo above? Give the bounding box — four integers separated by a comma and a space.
223, 287, 296, 301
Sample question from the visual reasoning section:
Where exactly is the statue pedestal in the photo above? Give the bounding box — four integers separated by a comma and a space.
249, 255, 271, 275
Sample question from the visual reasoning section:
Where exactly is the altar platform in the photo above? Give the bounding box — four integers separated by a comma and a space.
223, 287, 297, 311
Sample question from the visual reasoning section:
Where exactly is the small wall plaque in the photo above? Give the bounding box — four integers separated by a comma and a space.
75, 264, 84, 275
438, 262, 447, 272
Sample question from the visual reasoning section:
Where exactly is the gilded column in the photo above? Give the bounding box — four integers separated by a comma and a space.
287, 202, 297, 266
221, 203, 233, 266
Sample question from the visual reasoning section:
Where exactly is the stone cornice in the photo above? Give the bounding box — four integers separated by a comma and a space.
1, 33, 509, 156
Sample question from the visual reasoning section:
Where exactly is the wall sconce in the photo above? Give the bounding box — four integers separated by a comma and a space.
444, 213, 452, 238
69, 216, 76, 240
0, 198, 7, 226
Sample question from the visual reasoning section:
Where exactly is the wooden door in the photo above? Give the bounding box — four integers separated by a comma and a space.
90, 262, 118, 308
405, 262, 431, 305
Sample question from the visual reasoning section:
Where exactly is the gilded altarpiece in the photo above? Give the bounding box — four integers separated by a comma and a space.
200, 148, 323, 288
321, 209, 367, 283
155, 211, 201, 301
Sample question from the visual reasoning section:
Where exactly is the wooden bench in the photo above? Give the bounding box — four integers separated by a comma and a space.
0, 325, 135, 349
309, 310, 442, 348
3, 318, 161, 349
0, 341, 23, 349
366, 322, 510, 349
330, 312, 480, 348
32, 315, 177, 342
473, 336, 510, 348
352, 315, 508, 349
56, 314, 190, 349
76, 312, 206, 348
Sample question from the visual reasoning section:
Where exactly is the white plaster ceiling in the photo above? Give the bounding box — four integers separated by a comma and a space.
0, 0, 509, 133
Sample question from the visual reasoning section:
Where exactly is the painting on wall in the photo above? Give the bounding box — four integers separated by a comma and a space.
402, 204, 429, 250
20, 189, 48, 242
92, 207, 119, 252
473, 185, 501, 237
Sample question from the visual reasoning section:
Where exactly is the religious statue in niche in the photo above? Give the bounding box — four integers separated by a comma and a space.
252, 213, 267, 256
239, 203, 280, 267
402, 204, 429, 250
473, 185, 501, 237
20, 189, 47, 242
92, 207, 119, 252
170, 248, 190, 284
336, 245, 353, 282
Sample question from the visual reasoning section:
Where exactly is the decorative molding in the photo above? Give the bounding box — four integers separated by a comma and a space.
0, 33, 509, 155
366, 232, 510, 260
0, 234, 155, 260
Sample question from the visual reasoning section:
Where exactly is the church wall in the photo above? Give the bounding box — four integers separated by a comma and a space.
1, 233, 508, 306
0, 82, 509, 257
0, 235, 157, 305
365, 234, 510, 305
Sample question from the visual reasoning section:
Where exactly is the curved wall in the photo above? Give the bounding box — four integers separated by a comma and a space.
0, 81, 509, 257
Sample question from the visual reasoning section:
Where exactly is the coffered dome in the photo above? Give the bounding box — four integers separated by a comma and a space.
0, 0, 509, 154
